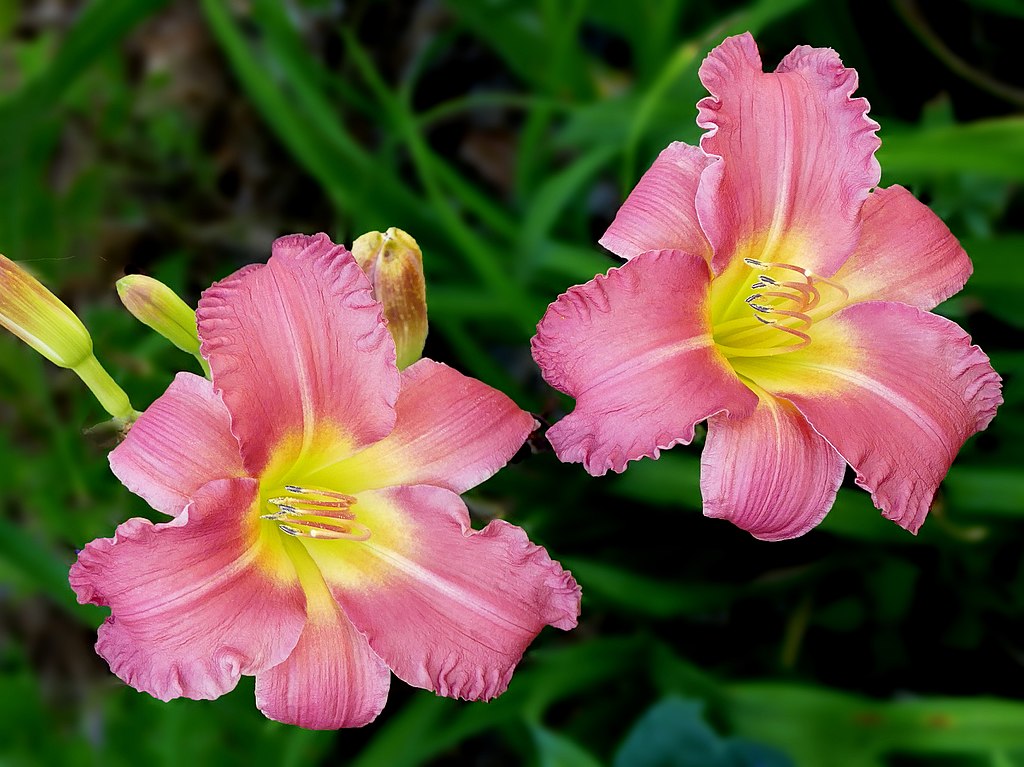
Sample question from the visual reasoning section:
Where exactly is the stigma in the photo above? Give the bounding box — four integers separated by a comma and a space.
260, 484, 371, 541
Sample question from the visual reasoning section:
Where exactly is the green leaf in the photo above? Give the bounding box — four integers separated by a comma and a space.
879, 119, 1024, 182
962, 0, 1024, 19
353, 637, 646, 767
443, 0, 593, 98
532, 725, 604, 767
562, 557, 738, 618
612, 452, 703, 508
613, 696, 794, 767
962, 235, 1024, 328
728, 683, 1024, 767
944, 466, 1024, 517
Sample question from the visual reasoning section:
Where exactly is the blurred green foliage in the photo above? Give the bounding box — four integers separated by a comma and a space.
0, 0, 1022, 765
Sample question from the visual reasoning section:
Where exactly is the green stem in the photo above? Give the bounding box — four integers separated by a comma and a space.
72, 354, 135, 420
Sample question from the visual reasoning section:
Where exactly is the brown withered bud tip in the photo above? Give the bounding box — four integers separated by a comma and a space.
352, 227, 428, 370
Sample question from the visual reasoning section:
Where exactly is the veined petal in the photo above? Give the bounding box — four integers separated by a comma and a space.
109, 373, 243, 517
301, 485, 580, 701
732, 302, 1002, 533
531, 250, 757, 476
837, 185, 972, 309
306, 359, 535, 495
695, 33, 880, 277
701, 394, 845, 541
69, 478, 306, 701
599, 142, 713, 262
255, 540, 390, 730
197, 234, 399, 477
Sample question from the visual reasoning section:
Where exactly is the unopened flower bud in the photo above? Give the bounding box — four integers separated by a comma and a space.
0, 253, 93, 369
0, 253, 134, 419
116, 274, 209, 376
352, 227, 428, 370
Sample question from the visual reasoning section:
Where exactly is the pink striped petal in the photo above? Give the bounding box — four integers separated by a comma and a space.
306, 359, 535, 495
701, 395, 846, 541
733, 302, 1002, 533
255, 578, 390, 729
109, 373, 243, 517
197, 234, 399, 476
531, 249, 757, 475
695, 33, 880, 277
303, 485, 580, 701
837, 185, 972, 309
599, 142, 713, 261
69, 478, 306, 701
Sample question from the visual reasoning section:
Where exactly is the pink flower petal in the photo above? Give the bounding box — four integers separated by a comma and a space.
109, 373, 243, 517
305, 359, 536, 495
732, 302, 1002, 533
599, 142, 713, 262
302, 485, 580, 701
197, 233, 399, 476
695, 33, 880, 277
701, 395, 846, 541
531, 249, 757, 475
69, 478, 306, 701
837, 185, 973, 309
255, 573, 390, 729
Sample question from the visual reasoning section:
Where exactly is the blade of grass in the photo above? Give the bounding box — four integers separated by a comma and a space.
202, 0, 432, 233
517, 144, 618, 280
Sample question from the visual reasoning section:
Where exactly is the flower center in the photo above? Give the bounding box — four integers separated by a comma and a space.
260, 484, 371, 541
710, 257, 848, 359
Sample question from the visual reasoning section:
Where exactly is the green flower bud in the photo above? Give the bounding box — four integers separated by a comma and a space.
116, 274, 209, 377
0, 253, 134, 419
0, 253, 93, 369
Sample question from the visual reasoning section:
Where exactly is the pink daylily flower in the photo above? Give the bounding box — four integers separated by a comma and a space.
70, 233, 580, 729
532, 33, 1002, 540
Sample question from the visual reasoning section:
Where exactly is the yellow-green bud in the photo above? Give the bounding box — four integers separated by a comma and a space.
0, 253, 134, 419
116, 274, 209, 377
352, 227, 428, 370
0, 253, 93, 369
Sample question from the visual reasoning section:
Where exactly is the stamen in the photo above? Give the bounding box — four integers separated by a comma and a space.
279, 519, 372, 541
717, 322, 811, 357
809, 273, 849, 301
283, 484, 355, 501
778, 280, 820, 309
743, 258, 810, 279
757, 290, 808, 306
765, 308, 812, 329
262, 484, 368, 541
714, 257, 849, 357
